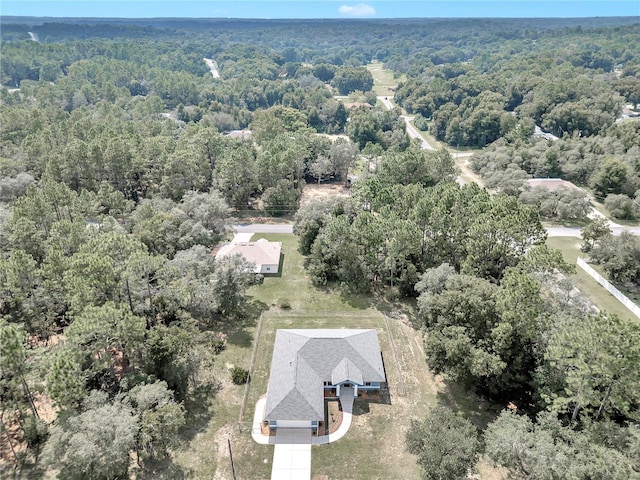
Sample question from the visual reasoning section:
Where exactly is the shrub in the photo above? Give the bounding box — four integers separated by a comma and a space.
413, 114, 429, 131
211, 339, 226, 354
277, 298, 291, 309
605, 193, 637, 219
23, 415, 48, 447
231, 366, 249, 385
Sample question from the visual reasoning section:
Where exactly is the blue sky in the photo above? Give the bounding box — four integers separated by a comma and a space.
2, 1, 639, 19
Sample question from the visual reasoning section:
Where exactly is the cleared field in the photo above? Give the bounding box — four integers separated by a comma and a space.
367, 61, 404, 96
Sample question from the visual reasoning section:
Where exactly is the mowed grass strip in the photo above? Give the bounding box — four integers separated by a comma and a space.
547, 236, 636, 321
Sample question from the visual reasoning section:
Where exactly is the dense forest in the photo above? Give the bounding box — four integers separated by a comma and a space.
1, 15, 639, 479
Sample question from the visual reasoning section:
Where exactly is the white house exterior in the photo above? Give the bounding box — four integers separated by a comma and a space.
215, 238, 282, 274
263, 329, 386, 430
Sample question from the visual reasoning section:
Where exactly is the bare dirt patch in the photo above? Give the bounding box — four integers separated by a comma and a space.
33, 393, 58, 425
299, 183, 349, 207
457, 157, 487, 188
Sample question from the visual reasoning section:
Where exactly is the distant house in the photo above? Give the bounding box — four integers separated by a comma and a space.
264, 329, 386, 430
223, 129, 252, 140
342, 102, 372, 110
215, 238, 282, 274
526, 178, 580, 192
533, 125, 559, 141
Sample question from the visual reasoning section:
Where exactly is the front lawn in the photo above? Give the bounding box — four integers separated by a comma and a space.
170, 232, 505, 480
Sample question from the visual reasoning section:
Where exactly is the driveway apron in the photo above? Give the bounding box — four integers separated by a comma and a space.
271, 429, 312, 480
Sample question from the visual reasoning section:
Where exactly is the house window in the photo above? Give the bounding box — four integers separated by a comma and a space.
323, 381, 331, 386
266, 266, 271, 271
364, 382, 371, 386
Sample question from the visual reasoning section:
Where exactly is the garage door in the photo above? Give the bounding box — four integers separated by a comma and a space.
276, 420, 311, 429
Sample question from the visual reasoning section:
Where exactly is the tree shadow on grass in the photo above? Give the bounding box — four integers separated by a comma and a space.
137, 456, 189, 480
226, 329, 253, 348
179, 382, 222, 443
372, 296, 422, 330
311, 283, 374, 310
436, 379, 503, 431
245, 298, 270, 322
351, 391, 392, 416
340, 291, 374, 309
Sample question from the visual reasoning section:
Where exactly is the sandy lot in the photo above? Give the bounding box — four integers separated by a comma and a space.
299, 183, 350, 207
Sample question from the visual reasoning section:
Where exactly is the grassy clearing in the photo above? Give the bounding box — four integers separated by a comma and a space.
367, 61, 404, 96
247, 233, 375, 312
222, 233, 436, 479
546, 237, 636, 321
169, 233, 506, 479
592, 199, 640, 226
242, 309, 437, 480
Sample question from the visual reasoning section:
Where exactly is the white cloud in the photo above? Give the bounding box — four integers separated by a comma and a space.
338, 3, 376, 17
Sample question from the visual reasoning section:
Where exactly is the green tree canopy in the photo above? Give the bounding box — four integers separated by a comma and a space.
406, 405, 479, 480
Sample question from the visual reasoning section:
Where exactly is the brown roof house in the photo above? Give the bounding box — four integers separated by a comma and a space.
263, 329, 386, 430
215, 238, 282, 274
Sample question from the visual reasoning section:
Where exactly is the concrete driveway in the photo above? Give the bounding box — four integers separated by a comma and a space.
231, 232, 254, 242
271, 429, 311, 480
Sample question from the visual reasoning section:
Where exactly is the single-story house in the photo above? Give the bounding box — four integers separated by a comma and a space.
215, 238, 282, 274
342, 101, 372, 110
526, 178, 580, 192
264, 329, 386, 430
223, 129, 252, 140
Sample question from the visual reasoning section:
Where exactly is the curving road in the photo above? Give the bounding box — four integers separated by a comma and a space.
378, 96, 433, 150
376, 96, 640, 237
547, 226, 640, 238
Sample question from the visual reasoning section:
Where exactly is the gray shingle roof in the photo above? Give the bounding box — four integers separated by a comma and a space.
264, 329, 385, 422
331, 358, 363, 385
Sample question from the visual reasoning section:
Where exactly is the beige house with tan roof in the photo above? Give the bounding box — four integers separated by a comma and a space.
215, 238, 282, 274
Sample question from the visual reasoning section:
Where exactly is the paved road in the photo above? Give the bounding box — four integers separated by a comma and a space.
546, 226, 640, 237
378, 96, 433, 150
378, 96, 394, 110
234, 223, 293, 234
235, 223, 640, 238
546, 227, 582, 238
239, 98, 639, 239
403, 116, 434, 150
